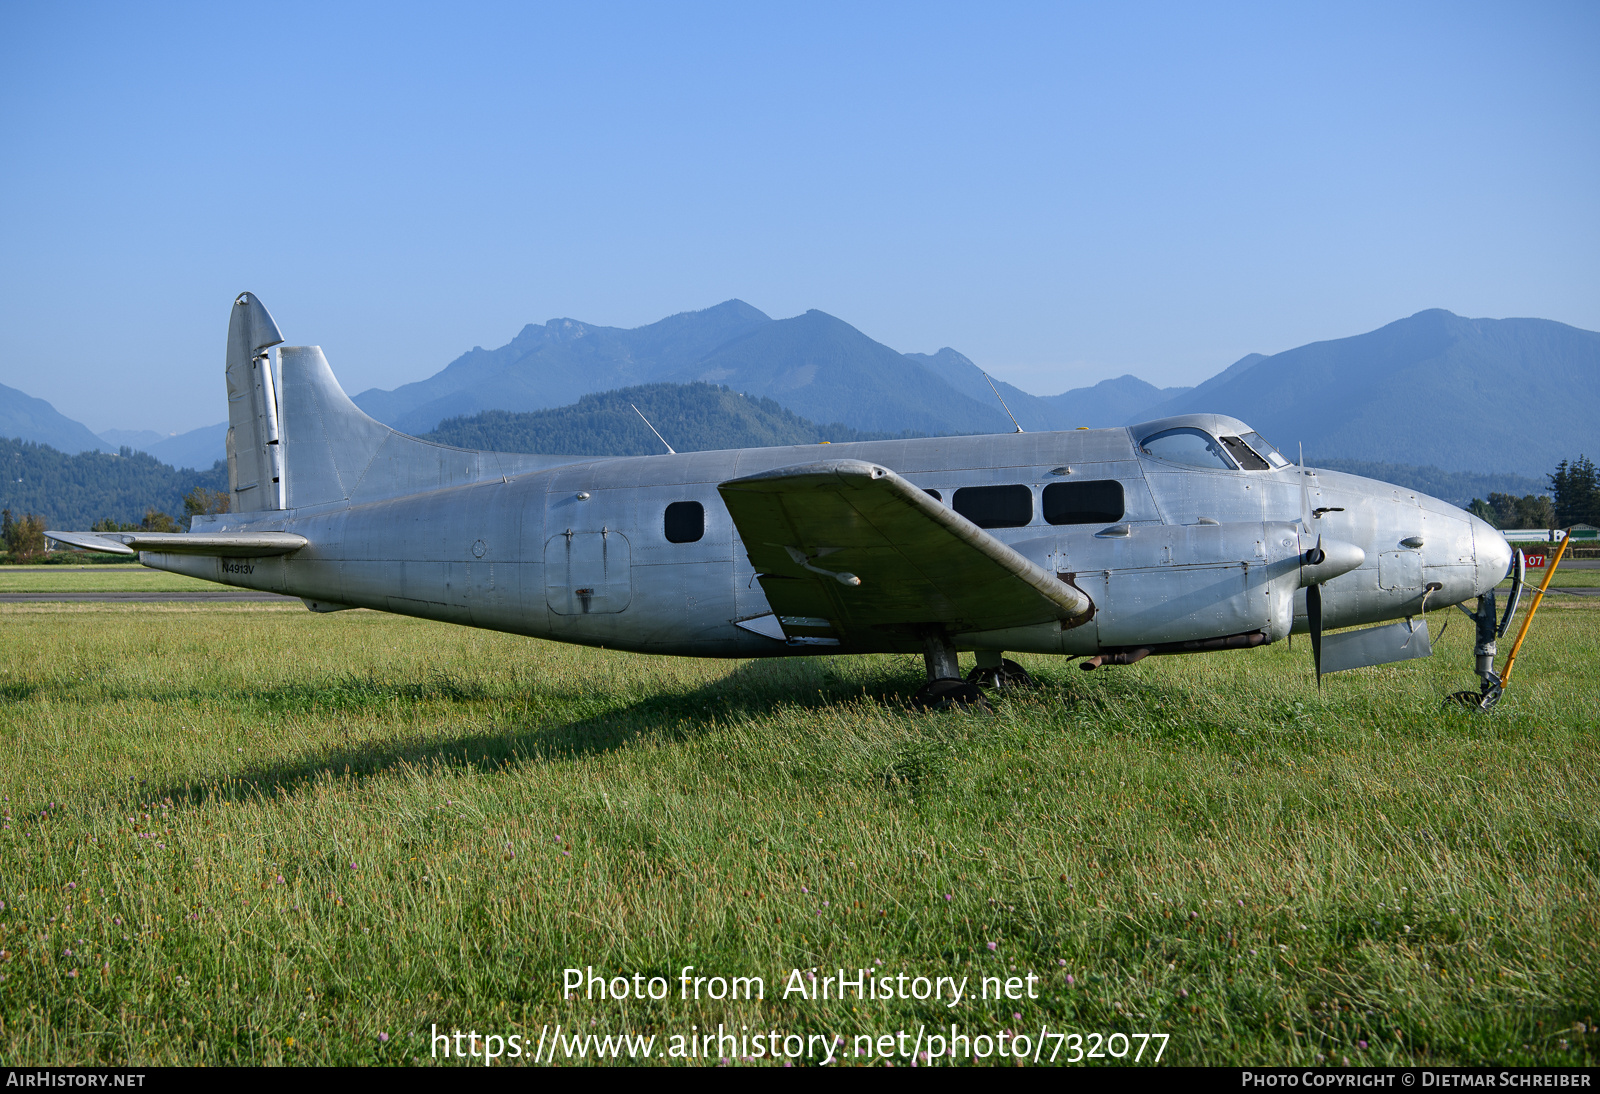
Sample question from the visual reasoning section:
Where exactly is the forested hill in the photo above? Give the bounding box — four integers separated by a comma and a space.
419, 382, 924, 456
0, 438, 227, 531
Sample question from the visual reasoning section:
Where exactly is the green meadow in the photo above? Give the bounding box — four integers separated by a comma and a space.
0, 566, 221, 594
0, 598, 1596, 1066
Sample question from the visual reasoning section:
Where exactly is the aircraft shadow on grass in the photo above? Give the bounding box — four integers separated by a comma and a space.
140, 656, 1073, 807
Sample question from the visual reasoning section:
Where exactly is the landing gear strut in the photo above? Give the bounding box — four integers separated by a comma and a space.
1446, 592, 1502, 711
912, 630, 990, 709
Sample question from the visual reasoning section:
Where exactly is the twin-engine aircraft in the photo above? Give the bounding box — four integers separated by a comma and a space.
51, 293, 1520, 706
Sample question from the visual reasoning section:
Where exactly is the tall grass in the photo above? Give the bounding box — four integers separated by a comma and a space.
1, 600, 1596, 1066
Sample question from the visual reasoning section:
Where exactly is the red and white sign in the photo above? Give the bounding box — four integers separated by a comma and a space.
1526, 554, 1547, 569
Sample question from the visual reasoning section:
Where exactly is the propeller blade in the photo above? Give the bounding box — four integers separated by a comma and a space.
1308, 583, 1323, 687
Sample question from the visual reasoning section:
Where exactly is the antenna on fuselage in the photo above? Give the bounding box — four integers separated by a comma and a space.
631, 404, 677, 455
982, 372, 1025, 433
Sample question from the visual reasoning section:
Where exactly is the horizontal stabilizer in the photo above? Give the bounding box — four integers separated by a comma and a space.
47, 530, 307, 557
719, 459, 1092, 643
1319, 618, 1432, 675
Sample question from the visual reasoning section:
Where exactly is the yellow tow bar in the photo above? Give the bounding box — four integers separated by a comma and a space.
1498, 530, 1573, 690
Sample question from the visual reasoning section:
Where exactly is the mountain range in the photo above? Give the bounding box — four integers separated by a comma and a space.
1, 382, 110, 456
4, 303, 1595, 481
1131, 309, 1599, 478
350, 301, 1192, 437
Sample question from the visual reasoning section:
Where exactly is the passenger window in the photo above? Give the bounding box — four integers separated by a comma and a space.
1219, 435, 1271, 471
1139, 428, 1237, 470
952, 484, 1033, 528
924, 489, 942, 502
1043, 480, 1125, 525
664, 501, 704, 543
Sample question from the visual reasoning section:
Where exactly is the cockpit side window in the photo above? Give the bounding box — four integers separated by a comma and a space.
1138, 428, 1237, 470
1219, 435, 1271, 471
1240, 430, 1291, 468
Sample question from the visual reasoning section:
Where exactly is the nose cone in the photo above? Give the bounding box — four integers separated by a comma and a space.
1472, 515, 1513, 596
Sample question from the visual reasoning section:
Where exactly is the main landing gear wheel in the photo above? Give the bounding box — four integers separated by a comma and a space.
914, 630, 995, 710
911, 678, 992, 711
966, 658, 1037, 690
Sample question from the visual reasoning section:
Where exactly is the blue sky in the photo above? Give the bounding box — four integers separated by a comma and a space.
2, 1, 1596, 434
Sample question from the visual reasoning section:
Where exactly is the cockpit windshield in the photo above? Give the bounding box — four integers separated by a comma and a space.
1239, 430, 1291, 469
1219, 435, 1270, 470
1138, 428, 1237, 470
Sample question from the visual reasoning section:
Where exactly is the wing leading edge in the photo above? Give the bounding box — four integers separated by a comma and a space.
718, 459, 1092, 647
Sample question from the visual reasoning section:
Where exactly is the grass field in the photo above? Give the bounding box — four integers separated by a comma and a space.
0, 566, 224, 593
0, 599, 1596, 1067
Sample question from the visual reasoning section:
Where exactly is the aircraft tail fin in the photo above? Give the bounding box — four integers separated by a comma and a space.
217, 294, 573, 512
224, 293, 287, 512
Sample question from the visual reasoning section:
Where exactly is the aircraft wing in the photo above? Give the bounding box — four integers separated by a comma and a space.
45, 530, 308, 557
718, 459, 1091, 643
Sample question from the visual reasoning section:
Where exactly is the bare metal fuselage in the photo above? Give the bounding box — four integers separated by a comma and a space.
164, 423, 1509, 661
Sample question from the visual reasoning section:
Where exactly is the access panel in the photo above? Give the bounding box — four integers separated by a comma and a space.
544, 531, 632, 615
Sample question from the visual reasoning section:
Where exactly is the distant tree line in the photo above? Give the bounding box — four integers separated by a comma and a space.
1548, 455, 1598, 527
0, 438, 228, 532
2, 509, 47, 561
1465, 454, 1597, 532
1467, 494, 1555, 531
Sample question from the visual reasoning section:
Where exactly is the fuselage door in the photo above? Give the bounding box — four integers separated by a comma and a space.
545, 530, 633, 615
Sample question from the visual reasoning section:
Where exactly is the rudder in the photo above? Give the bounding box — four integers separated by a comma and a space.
224, 292, 286, 513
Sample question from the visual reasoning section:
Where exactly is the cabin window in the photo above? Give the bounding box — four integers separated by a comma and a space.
924, 489, 942, 502
1138, 427, 1237, 470
953, 484, 1033, 528
664, 501, 704, 543
1219, 435, 1271, 471
1043, 480, 1125, 525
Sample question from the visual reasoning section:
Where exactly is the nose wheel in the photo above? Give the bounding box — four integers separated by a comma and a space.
1445, 592, 1504, 712
1446, 674, 1502, 711
1445, 548, 1532, 713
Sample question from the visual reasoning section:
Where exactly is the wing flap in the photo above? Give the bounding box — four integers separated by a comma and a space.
718, 459, 1091, 643
46, 530, 307, 557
